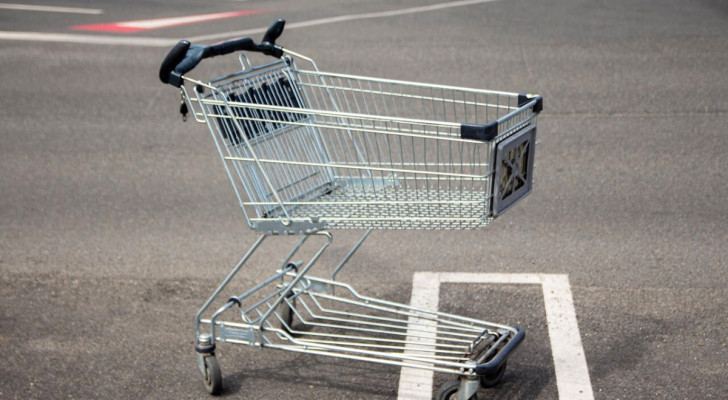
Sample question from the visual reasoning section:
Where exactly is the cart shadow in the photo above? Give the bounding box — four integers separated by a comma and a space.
586, 314, 670, 380
430, 362, 552, 400
479, 362, 552, 400
220, 352, 398, 398
219, 353, 552, 398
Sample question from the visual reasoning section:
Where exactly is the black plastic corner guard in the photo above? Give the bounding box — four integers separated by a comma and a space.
474, 327, 525, 376
461, 121, 499, 142
518, 94, 544, 113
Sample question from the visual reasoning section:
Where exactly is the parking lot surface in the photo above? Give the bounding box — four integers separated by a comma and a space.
2, 0, 727, 399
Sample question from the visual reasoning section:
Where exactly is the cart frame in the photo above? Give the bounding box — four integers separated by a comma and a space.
160, 19, 541, 400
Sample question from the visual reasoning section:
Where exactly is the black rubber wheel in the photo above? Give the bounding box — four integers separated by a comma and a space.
436, 380, 478, 400
276, 295, 295, 331
202, 356, 223, 395
479, 361, 507, 388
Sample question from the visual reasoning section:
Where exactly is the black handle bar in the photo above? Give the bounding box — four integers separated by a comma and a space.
159, 18, 286, 87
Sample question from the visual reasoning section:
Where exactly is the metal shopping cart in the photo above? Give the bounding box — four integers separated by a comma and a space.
159, 19, 542, 400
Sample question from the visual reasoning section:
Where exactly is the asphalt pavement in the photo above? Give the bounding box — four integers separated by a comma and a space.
1, 0, 727, 399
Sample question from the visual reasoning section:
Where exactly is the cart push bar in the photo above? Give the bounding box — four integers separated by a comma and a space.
159, 18, 542, 142
160, 18, 285, 88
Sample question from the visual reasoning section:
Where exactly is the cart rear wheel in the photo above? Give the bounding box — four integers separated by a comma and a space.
280, 298, 293, 328
202, 356, 223, 395
436, 380, 478, 400
479, 362, 507, 388
275, 293, 295, 331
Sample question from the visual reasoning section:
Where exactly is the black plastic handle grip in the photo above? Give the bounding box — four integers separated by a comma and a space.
207, 37, 257, 57
262, 18, 285, 45
159, 18, 286, 87
159, 40, 191, 86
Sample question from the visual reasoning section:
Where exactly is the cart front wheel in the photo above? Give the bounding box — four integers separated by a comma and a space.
202, 355, 223, 395
436, 380, 478, 400
479, 361, 507, 388
277, 294, 295, 331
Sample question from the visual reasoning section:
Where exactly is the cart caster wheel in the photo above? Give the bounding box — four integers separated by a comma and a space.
202, 356, 223, 395
436, 380, 478, 400
281, 296, 294, 328
479, 362, 507, 388
275, 294, 295, 331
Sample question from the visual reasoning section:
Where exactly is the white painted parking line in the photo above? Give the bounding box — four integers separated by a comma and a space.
398, 274, 441, 400
397, 273, 594, 400
0, 31, 176, 46
188, 0, 502, 42
0, 3, 102, 14
0, 0, 502, 46
540, 274, 594, 400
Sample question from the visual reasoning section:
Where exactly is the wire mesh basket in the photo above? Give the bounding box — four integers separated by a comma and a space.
185, 53, 540, 232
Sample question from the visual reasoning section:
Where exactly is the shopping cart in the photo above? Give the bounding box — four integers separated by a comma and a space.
159, 19, 542, 400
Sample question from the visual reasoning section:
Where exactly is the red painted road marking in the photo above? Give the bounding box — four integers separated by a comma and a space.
70, 9, 270, 33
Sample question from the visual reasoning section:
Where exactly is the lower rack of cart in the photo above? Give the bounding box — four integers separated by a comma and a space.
195, 260, 523, 399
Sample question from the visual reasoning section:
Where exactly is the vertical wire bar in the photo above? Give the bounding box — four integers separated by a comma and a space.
331, 229, 373, 281
197, 234, 267, 340
257, 75, 297, 207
